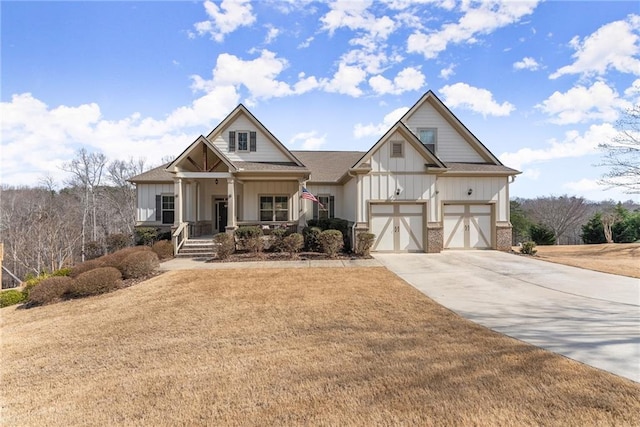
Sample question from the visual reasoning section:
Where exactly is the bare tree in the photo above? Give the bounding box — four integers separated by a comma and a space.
105, 158, 147, 236
62, 149, 107, 261
523, 195, 590, 245
599, 105, 640, 194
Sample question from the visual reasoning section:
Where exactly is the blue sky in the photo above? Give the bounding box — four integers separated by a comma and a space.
2, 0, 639, 202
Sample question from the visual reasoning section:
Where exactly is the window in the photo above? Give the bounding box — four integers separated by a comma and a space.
390, 141, 404, 158
418, 128, 437, 153
260, 196, 288, 222
238, 132, 248, 151
314, 195, 335, 220
161, 195, 175, 224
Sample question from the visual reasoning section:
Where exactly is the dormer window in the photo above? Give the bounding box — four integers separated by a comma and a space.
228, 131, 257, 152
418, 128, 437, 153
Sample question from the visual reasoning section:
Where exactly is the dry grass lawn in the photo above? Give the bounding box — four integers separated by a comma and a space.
532, 243, 640, 278
1, 268, 639, 426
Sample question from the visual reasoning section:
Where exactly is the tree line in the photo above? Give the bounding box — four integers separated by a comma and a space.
1, 149, 150, 287
511, 196, 640, 246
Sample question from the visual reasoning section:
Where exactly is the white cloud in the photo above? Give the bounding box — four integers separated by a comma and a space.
513, 57, 540, 71
499, 123, 617, 171
369, 66, 425, 95
624, 78, 640, 103
290, 130, 326, 150
550, 14, 640, 79
321, 0, 395, 40
322, 63, 367, 97
0, 89, 241, 186
439, 82, 515, 116
407, 1, 540, 59
192, 50, 320, 103
298, 36, 314, 49
353, 106, 409, 138
193, 0, 256, 42
563, 178, 603, 192
522, 168, 541, 180
264, 25, 280, 44
536, 81, 630, 125
439, 63, 456, 80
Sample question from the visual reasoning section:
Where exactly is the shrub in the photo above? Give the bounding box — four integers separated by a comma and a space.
51, 267, 72, 277
303, 226, 322, 252
213, 233, 235, 260
101, 246, 151, 268
84, 240, 104, 260
152, 240, 174, 260
21, 274, 51, 299
67, 267, 122, 298
118, 251, 160, 279
135, 227, 158, 246
269, 228, 287, 252
520, 241, 537, 256
106, 233, 132, 253
0, 290, 26, 308
319, 229, 344, 258
70, 259, 106, 278
356, 232, 376, 257
28, 277, 73, 306
235, 226, 264, 254
308, 218, 352, 251
529, 224, 556, 245
282, 233, 304, 258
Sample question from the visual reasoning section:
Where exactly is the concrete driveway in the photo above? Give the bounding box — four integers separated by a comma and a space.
374, 251, 640, 383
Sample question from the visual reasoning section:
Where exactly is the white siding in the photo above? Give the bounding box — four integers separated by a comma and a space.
403, 102, 485, 163
241, 181, 299, 222
303, 184, 344, 222
359, 174, 435, 223
437, 177, 509, 222
342, 177, 357, 222
369, 131, 428, 173
136, 183, 174, 222
211, 115, 291, 163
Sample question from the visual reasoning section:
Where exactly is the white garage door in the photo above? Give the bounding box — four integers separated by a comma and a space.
370, 204, 424, 252
443, 204, 492, 249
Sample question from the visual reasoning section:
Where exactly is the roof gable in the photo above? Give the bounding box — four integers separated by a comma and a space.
206, 104, 304, 166
353, 121, 447, 171
401, 90, 502, 165
166, 135, 236, 173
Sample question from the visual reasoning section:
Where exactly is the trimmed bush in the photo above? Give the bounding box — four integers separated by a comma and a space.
356, 232, 376, 257
135, 227, 158, 246
70, 259, 106, 278
303, 226, 322, 252
51, 267, 72, 277
235, 226, 264, 254
152, 240, 174, 260
0, 290, 26, 308
28, 277, 73, 306
282, 233, 304, 258
66, 267, 122, 298
520, 241, 537, 255
213, 233, 235, 260
118, 251, 160, 279
319, 229, 344, 258
85, 240, 104, 260
106, 233, 132, 253
101, 246, 151, 269
269, 228, 287, 252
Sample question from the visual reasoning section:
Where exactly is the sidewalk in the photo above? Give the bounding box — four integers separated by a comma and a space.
160, 257, 382, 270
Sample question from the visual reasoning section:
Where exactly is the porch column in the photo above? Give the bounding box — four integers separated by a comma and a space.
175, 178, 184, 225
298, 179, 307, 232
226, 178, 237, 232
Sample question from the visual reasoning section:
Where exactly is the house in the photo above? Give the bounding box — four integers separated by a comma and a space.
130, 91, 520, 254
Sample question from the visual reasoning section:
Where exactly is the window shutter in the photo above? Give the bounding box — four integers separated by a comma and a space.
228, 131, 236, 152
313, 199, 318, 220
329, 196, 335, 219
155, 195, 161, 221
249, 131, 257, 152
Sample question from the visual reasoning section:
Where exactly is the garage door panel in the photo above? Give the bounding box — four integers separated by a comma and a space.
371, 216, 394, 251
469, 214, 491, 248
370, 203, 425, 252
444, 204, 492, 249
399, 215, 423, 251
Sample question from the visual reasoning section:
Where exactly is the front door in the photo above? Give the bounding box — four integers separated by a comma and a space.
216, 200, 228, 233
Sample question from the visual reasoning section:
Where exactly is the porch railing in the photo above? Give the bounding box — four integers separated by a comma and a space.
172, 222, 189, 255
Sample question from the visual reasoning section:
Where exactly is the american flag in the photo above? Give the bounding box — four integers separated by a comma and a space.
301, 187, 324, 209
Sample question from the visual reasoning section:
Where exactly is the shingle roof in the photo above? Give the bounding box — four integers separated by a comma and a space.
291, 151, 365, 182
233, 161, 308, 172
128, 163, 172, 182
444, 162, 520, 174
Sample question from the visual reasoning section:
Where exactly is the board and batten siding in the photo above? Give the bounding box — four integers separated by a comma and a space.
358, 136, 436, 223
437, 177, 509, 222
210, 115, 291, 163
403, 102, 485, 163
137, 183, 174, 222
241, 181, 299, 222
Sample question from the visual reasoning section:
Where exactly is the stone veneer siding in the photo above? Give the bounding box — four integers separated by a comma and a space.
496, 224, 513, 251
426, 224, 443, 253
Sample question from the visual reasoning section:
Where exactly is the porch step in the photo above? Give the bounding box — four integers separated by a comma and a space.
176, 239, 216, 258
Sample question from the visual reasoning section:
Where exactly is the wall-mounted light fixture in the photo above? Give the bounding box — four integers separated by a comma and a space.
467, 188, 473, 196
215, 178, 219, 185
395, 188, 401, 196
